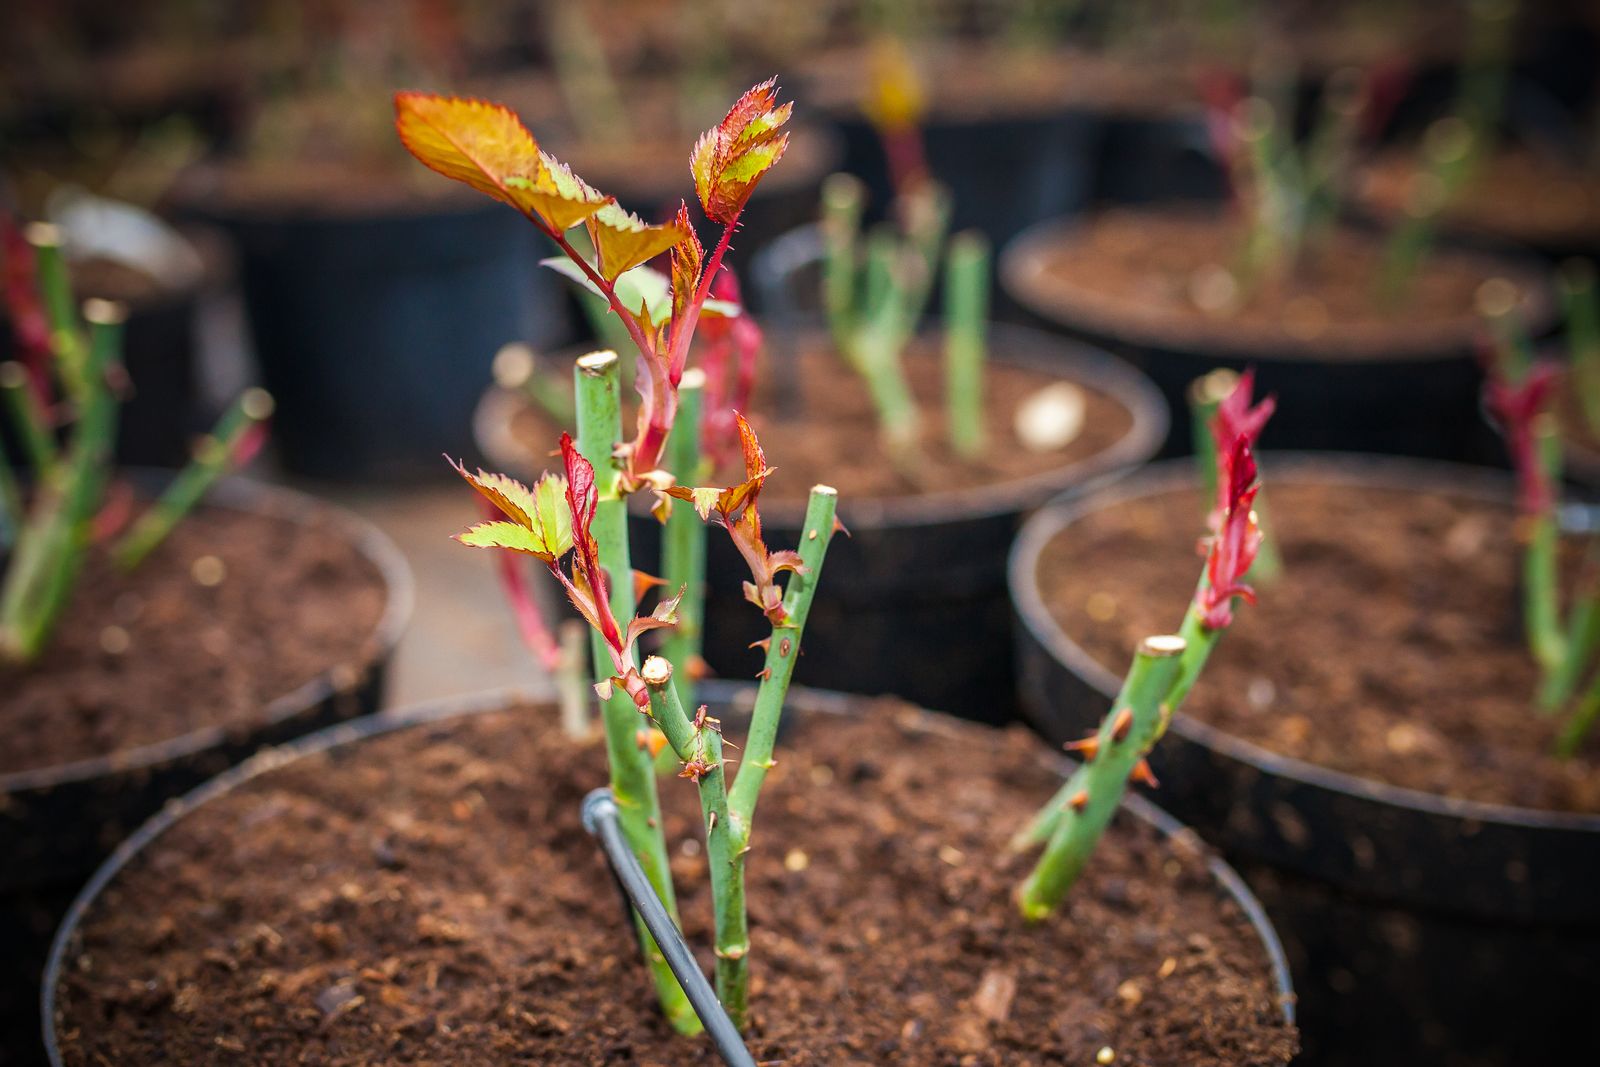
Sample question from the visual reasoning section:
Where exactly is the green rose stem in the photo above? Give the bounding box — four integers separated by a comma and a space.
661, 368, 708, 710
0, 434, 21, 549
1560, 259, 1600, 434
1012, 574, 1236, 854
1546, 541, 1600, 723
1016, 634, 1188, 920
943, 230, 989, 458
573, 349, 699, 1037
1188, 370, 1282, 581
718, 484, 838, 1028
0, 299, 123, 664
0, 362, 57, 478
821, 172, 952, 473
111, 388, 275, 570
27, 224, 91, 398
556, 619, 592, 738
639, 656, 739, 1014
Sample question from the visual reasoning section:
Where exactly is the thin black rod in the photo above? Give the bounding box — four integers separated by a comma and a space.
581, 788, 757, 1067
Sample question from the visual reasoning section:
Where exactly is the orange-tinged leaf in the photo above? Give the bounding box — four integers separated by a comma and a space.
691, 79, 793, 225
450, 459, 537, 526
395, 92, 607, 232
522, 150, 610, 230
670, 203, 703, 323
585, 201, 691, 282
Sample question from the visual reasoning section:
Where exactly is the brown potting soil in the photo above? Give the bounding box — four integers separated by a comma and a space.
1038, 480, 1600, 813
53, 701, 1296, 1065
1, 504, 388, 777
1010, 209, 1539, 359
510, 339, 1135, 505
1360, 147, 1600, 248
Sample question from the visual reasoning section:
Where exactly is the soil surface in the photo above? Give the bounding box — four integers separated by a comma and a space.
53, 700, 1296, 1065
1038, 480, 1600, 812
1361, 147, 1600, 249
1, 502, 388, 776
1007, 209, 1543, 359
509, 337, 1135, 505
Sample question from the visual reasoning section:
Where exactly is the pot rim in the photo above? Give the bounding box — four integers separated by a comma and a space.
0, 473, 415, 795
42, 681, 1295, 1063
1010, 451, 1600, 833
474, 319, 1169, 530
999, 209, 1556, 363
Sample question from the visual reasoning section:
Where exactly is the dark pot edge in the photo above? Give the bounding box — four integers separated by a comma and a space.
41, 681, 1296, 1063
474, 320, 1170, 530
1008, 451, 1600, 834
998, 211, 1558, 364
0, 474, 415, 795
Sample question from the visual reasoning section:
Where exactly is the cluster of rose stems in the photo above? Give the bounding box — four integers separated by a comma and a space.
1204, 60, 1404, 301
0, 222, 272, 664
573, 354, 838, 1034
1481, 290, 1600, 754
1012, 380, 1272, 919
1378, 0, 1512, 300
819, 170, 991, 473
397, 82, 841, 1034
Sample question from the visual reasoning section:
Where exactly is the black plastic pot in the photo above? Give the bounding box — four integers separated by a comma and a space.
0, 475, 413, 1067
1001, 213, 1555, 463
0, 233, 227, 468
41, 681, 1295, 1064
476, 322, 1167, 724
176, 186, 570, 482
830, 111, 1101, 278
1009, 454, 1600, 1067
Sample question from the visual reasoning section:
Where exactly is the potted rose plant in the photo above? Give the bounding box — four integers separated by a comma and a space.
45, 80, 1295, 1067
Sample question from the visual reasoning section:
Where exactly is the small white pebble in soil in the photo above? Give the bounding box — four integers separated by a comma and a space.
1096, 1046, 1117, 1065
1158, 956, 1178, 979
98, 625, 131, 655
679, 837, 702, 857
808, 763, 835, 787
191, 555, 227, 587
937, 845, 966, 867
1385, 723, 1423, 755
1188, 262, 1238, 315
1085, 592, 1117, 622
1116, 979, 1143, 1007
1014, 382, 1086, 453
784, 848, 810, 872
1247, 677, 1276, 710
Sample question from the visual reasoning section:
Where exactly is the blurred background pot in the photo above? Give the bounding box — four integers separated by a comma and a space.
0, 475, 412, 1066
1009, 455, 1600, 1067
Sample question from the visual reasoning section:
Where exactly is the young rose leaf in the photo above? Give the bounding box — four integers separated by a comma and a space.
1206, 367, 1276, 520
1484, 360, 1560, 515
691, 78, 793, 225
670, 203, 704, 323
1196, 436, 1263, 630
449, 462, 573, 561
394, 93, 607, 233
624, 586, 685, 649
586, 202, 694, 282
455, 519, 562, 560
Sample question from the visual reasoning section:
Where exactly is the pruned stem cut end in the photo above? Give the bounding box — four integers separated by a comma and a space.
641, 654, 674, 688
576, 349, 620, 374
1140, 634, 1188, 658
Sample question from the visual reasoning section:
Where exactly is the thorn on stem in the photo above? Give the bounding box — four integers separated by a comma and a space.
1067, 790, 1090, 813
1064, 734, 1100, 761
1110, 707, 1134, 744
